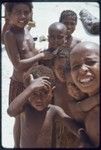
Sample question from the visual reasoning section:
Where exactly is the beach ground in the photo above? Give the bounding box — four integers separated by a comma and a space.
1, 2, 99, 148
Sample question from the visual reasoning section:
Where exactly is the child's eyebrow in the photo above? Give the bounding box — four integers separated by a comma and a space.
85, 56, 98, 60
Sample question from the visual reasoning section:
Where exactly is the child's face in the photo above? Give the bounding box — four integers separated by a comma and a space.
67, 82, 87, 101
9, 4, 31, 28
70, 46, 99, 96
65, 71, 86, 100
48, 28, 66, 49
29, 88, 53, 111
61, 16, 77, 35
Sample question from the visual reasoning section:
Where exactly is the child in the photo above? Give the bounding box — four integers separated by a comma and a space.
7, 65, 89, 148
70, 41, 100, 147
53, 10, 81, 83
65, 68, 99, 136
39, 22, 67, 68
59, 10, 80, 48
4, 2, 53, 148
39, 22, 81, 147
1, 3, 35, 44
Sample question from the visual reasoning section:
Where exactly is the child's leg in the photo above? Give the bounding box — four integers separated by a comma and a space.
9, 78, 25, 148
13, 116, 20, 148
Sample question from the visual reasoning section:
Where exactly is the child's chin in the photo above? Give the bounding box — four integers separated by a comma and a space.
35, 106, 45, 111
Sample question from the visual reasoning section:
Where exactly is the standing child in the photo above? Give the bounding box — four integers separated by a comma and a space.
59, 10, 80, 48
54, 10, 81, 83
70, 41, 100, 147
7, 65, 89, 148
4, 2, 53, 148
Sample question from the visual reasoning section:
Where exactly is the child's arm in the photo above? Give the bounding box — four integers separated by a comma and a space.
4, 32, 53, 72
68, 94, 99, 114
7, 76, 51, 117
55, 106, 93, 146
54, 105, 82, 137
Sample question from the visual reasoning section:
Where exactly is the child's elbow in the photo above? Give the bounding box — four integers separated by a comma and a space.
7, 108, 16, 117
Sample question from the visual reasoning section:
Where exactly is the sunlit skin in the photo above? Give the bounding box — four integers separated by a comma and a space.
48, 22, 67, 49
70, 42, 100, 146
61, 15, 77, 36
53, 12, 80, 83
70, 42, 99, 96
48, 22, 67, 83
66, 74, 87, 101
29, 88, 52, 111
9, 4, 31, 28
47, 22, 82, 147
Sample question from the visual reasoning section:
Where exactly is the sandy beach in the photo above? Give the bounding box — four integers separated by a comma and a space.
1, 2, 99, 148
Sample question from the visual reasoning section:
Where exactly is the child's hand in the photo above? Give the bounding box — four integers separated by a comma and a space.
41, 51, 54, 60
30, 76, 51, 92
78, 128, 94, 147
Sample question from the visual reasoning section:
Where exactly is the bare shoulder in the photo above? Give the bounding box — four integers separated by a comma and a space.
4, 29, 15, 39
4, 30, 16, 45
49, 104, 65, 114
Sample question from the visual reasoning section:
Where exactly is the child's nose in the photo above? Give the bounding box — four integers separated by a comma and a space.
79, 64, 89, 74
36, 97, 42, 102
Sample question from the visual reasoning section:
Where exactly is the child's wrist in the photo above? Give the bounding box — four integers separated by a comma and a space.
29, 81, 36, 91
38, 52, 44, 59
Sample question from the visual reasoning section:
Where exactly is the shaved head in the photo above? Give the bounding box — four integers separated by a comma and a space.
70, 41, 99, 56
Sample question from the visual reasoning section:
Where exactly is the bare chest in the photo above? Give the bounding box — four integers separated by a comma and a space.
16, 34, 35, 59
20, 107, 54, 148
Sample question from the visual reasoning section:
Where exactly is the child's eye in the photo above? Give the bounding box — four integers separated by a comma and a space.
15, 11, 21, 16
32, 92, 38, 98
71, 64, 81, 71
85, 60, 96, 66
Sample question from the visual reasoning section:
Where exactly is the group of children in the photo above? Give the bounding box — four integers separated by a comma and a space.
2, 2, 99, 148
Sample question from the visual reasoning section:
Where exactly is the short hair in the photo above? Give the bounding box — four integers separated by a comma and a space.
5, 2, 33, 14
28, 65, 55, 87
59, 10, 77, 24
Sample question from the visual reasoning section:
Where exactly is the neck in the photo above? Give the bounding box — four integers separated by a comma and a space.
10, 25, 24, 33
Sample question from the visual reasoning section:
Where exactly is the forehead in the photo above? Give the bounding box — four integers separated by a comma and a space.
63, 15, 76, 19
70, 46, 99, 61
12, 4, 30, 12
49, 27, 66, 36
62, 15, 76, 22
